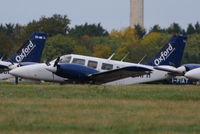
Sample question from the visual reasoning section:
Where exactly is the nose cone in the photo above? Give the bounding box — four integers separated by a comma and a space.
45, 66, 57, 73
185, 68, 200, 80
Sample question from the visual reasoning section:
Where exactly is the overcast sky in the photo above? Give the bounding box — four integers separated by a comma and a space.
0, 0, 199, 31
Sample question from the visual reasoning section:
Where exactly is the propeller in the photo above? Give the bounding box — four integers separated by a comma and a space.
54, 57, 60, 67
45, 57, 60, 73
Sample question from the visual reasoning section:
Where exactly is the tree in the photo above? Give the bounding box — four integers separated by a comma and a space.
187, 24, 195, 35
110, 27, 137, 42
74, 45, 88, 56
134, 25, 146, 39
0, 32, 15, 58
0, 24, 6, 33
25, 14, 70, 37
167, 23, 183, 34
149, 25, 165, 33
5, 23, 15, 35
195, 22, 200, 33
140, 32, 171, 63
42, 34, 78, 61
183, 34, 200, 64
68, 23, 108, 38
0, 23, 17, 36
109, 27, 138, 61
92, 44, 111, 58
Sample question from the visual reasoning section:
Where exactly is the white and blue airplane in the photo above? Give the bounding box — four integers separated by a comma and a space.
0, 32, 47, 81
9, 35, 187, 85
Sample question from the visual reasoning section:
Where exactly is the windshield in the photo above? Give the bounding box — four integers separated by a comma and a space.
59, 56, 71, 63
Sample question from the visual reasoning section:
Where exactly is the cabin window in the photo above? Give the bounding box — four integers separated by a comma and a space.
88, 60, 98, 69
59, 56, 71, 63
101, 63, 113, 70
72, 58, 85, 65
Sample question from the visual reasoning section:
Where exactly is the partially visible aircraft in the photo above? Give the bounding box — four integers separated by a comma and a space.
10, 35, 187, 85
184, 66, 200, 80
154, 64, 200, 81
0, 32, 48, 81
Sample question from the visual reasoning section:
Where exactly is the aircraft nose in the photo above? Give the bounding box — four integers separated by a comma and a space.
185, 69, 200, 80
45, 66, 57, 73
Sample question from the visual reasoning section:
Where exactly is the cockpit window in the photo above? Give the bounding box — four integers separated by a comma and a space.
72, 58, 85, 65
88, 60, 98, 69
101, 63, 113, 70
59, 56, 71, 63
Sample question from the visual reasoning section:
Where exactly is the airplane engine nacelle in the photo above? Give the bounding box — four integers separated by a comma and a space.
55, 64, 99, 81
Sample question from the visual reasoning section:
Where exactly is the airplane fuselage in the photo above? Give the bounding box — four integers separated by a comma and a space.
10, 54, 172, 85
10, 63, 67, 82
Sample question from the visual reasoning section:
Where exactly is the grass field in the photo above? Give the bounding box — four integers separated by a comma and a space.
0, 82, 200, 134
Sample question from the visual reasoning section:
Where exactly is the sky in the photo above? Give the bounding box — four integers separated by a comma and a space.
0, 0, 199, 31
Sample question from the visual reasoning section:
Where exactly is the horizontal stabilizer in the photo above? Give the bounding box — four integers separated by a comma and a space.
154, 65, 186, 75
0, 64, 10, 73
0, 64, 9, 69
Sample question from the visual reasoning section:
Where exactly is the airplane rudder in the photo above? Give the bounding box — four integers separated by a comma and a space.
29, 32, 48, 39
10, 32, 48, 63
144, 35, 187, 67
162, 35, 187, 67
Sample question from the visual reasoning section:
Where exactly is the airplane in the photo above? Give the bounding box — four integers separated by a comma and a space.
154, 64, 200, 82
9, 35, 187, 85
184, 66, 200, 80
0, 32, 48, 82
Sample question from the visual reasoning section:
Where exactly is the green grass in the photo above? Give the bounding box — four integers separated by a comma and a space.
0, 83, 200, 134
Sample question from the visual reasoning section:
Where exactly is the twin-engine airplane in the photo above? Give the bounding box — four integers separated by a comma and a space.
9, 35, 187, 85
0, 32, 47, 81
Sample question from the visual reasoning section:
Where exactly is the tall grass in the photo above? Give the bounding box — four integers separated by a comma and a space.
0, 83, 200, 134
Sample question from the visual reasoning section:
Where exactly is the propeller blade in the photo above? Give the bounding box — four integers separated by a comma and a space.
54, 57, 60, 67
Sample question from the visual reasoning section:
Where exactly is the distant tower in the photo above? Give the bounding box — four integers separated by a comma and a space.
130, 0, 144, 28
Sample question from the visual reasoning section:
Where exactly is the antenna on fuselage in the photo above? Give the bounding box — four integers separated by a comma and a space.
108, 53, 115, 60
120, 52, 129, 61
138, 54, 147, 64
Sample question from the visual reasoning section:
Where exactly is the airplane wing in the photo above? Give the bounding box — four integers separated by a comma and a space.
89, 66, 152, 84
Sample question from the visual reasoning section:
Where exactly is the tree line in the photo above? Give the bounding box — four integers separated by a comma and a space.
0, 14, 200, 64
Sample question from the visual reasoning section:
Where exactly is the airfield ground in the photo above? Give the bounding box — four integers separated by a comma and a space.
0, 82, 200, 134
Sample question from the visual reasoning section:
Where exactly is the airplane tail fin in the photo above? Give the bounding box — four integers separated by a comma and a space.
10, 32, 48, 63
145, 35, 187, 67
